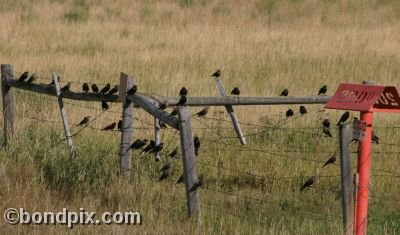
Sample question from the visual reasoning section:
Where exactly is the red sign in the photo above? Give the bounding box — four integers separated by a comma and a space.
325, 83, 400, 113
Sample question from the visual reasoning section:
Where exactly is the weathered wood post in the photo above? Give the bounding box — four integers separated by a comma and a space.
154, 117, 161, 161
339, 124, 353, 235
1, 64, 16, 147
178, 106, 200, 218
214, 78, 246, 145
119, 73, 134, 177
53, 73, 75, 159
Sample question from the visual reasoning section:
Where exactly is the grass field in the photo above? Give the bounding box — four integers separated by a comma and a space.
1, 0, 400, 234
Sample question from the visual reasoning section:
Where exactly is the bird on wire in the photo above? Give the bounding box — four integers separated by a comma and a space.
195, 107, 209, 117
168, 108, 178, 117
159, 102, 168, 110
280, 89, 289, 96
26, 74, 37, 84
159, 163, 172, 181
168, 147, 179, 158
322, 154, 336, 168
299, 106, 307, 115
141, 140, 155, 154
211, 69, 221, 78
100, 83, 111, 94
286, 109, 294, 117
176, 174, 184, 184
117, 120, 122, 130
91, 84, 99, 93
179, 87, 188, 97
337, 111, 350, 126
318, 85, 327, 96
323, 126, 332, 137
82, 83, 89, 93
60, 82, 71, 92
194, 136, 200, 156
149, 143, 164, 154
18, 71, 29, 81
322, 119, 331, 128
101, 122, 116, 131
76, 116, 91, 126
177, 96, 187, 106
108, 85, 118, 95
231, 87, 240, 96
300, 176, 315, 191
129, 139, 148, 151
127, 85, 137, 96
190, 175, 205, 192
101, 101, 109, 111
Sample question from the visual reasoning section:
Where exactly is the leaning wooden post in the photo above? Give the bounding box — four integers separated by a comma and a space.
119, 73, 134, 177
154, 117, 161, 162
178, 106, 200, 218
214, 78, 246, 145
1, 64, 16, 147
339, 124, 353, 235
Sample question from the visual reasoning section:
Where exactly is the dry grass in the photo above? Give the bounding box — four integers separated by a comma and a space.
0, 0, 400, 234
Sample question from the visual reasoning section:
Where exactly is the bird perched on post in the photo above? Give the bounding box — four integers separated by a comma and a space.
100, 83, 111, 94
299, 106, 307, 115
195, 107, 209, 117
18, 71, 29, 81
280, 89, 289, 96
179, 87, 188, 97
177, 96, 187, 106
323, 126, 332, 137
127, 85, 137, 95
141, 140, 155, 154
211, 69, 221, 78
61, 82, 71, 92
318, 85, 327, 96
300, 176, 315, 191
159, 163, 172, 181
91, 84, 99, 93
82, 83, 89, 93
168, 147, 179, 158
76, 116, 91, 126
231, 87, 240, 96
337, 111, 350, 126
26, 74, 37, 84
286, 109, 294, 117
117, 120, 122, 130
108, 85, 118, 95
322, 154, 336, 168
101, 101, 109, 111
322, 119, 331, 128
190, 175, 205, 192
129, 139, 148, 151
101, 122, 116, 131
194, 136, 200, 156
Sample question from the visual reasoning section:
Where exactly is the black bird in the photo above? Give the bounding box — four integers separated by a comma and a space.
337, 111, 350, 126
101, 101, 109, 111
149, 143, 164, 154
179, 87, 188, 97
129, 139, 148, 151
299, 106, 307, 115
168, 147, 179, 158
211, 69, 221, 78
82, 83, 89, 93
159, 165, 172, 181
100, 83, 111, 94
159, 121, 167, 129
322, 119, 331, 128
26, 74, 37, 84
372, 132, 379, 144
117, 120, 122, 130
91, 84, 99, 93
168, 108, 178, 117
318, 85, 327, 96
61, 82, 71, 92
286, 109, 294, 117
176, 174, 184, 184
18, 71, 29, 81
194, 136, 200, 156
190, 175, 205, 192
231, 87, 240, 96
323, 126, 332, 137
76, 116, 91, 126
177, 96, 187, 106
300, 176, 315, 191
101, 122, 116, 131
280, 89, 289, 96
127, 85, 137, 96
141, 140, 155, 154
322, 154, 336, 168
195, 107, 209, 117
108, 85, 118, 95
160, 163, 171, 172
159, 102, 168, 110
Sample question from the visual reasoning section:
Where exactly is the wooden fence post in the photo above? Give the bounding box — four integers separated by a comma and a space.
214, 78, 246, 145
53, 73, 75, 159
178, 106, 200, 218
119, 73, 134, 177
339, 124, 353, 235
154, 117, 161, 161
1, 64, 16, 147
